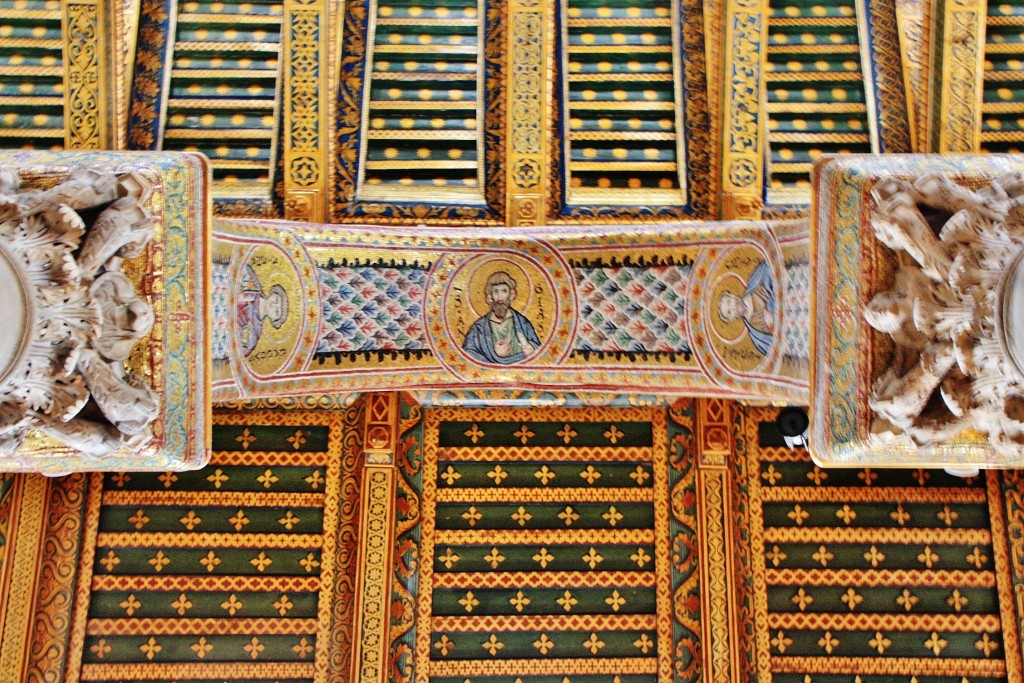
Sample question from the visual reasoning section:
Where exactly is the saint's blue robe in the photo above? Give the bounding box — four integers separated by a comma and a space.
463, 309, 542, 364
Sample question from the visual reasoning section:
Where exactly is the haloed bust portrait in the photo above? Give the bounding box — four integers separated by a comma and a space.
462, 270, 542, 365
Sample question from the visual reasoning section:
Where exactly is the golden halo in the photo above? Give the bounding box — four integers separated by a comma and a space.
466, 258, 533, 319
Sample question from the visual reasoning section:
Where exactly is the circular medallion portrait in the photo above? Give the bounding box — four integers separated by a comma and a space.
706, 245, 779, 372
234, 244, 304, 377
448, 255, 554, 365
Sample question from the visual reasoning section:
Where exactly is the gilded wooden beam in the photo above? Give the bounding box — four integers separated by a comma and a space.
505, 0, 548, 226
63, 0, 110, 150
936, 0, 985, 152
283, 0, 329, 221
721, 0, 768, 219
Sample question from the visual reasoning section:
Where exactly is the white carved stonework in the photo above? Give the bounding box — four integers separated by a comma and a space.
864, 171, 1024, 456
0, 168, 158, 462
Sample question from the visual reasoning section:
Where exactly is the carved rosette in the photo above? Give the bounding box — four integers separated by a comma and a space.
0, 168, 158, 464
864, 172, 1024, 456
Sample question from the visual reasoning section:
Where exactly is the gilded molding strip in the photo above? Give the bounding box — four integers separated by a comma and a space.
79, 661, 316, 680
988, 471, 1024, 683
84, 617, 320, 636
765, 567, 997, 587
506, 1, 545, 226
937, 0, 985, 151
283, 0, 328, 221
432, 613, 659, 632
759, 485, 987, 503
893, 0, 933, 150
766, 611, 1001, 631
90, 574, 322, 592
863, 0, 914, 153
101, 490, 326, 507
0, 476, 48, 683
698, 471, 735, 683
430, 657, 659, 677
433, 570, 656, 588
434, 486, 655, 503
762, 526, 991, 544
721, 0, 768, 219
436, 445, 654, 461
62, 473, 106, 683
64, 1, 108, 149
771, 656, 1006, 677
350, 468, 396, 683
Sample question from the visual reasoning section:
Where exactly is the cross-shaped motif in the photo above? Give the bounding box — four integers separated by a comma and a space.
857, 468, 878, 485
965, 546, 988, 568
278, 510, 300, 530
98, 548, 120, 573
128, 509, 150, 530
286, 430, 307, 449
558, 506, 580, 526
806, 466, 827, 485
438, 548, 460, 569
897, 589, 918, 611
462, 506, 483, 526
244, 636, 265, 659
937, 505, 959, 526
629, 465, 649, 485
483, 547, 505, 569
110, 472, 130, 487
947, 589, 969, 611
119, 594, 141, 616
556, 423, 577, 444
459, 591, 480, 612
761, 464, 782, 485
221, 594, 244, 615
770, 630, 792, 654
812, 545, 833, 567
869, 631, 891, 654
199, 551, 221, 572
791, 588, 813, 611
924, 632, 948, 656
206, 469, 229, 488
148, 550, 171, 572
533, 547, 554, 568
766, 545, 786, 567
603, 425, 624, 444
257, 469, 279, 488
89, 639, 112, 659
139, 637, 162, 660
917, 546, 939, 568
604, 590, 626, 611
582, 633, 605, 654
229, 509, 250, 531
464, 423, 485, 443
300, 552, 320, 572
631, 547, 651, 568
556, 590, 577, 611
481, 635, 504, 656
787, 504, 809, 525
274, 594, 294, 616
579, 465, 601, 484
602, 506, 623, 526
862, 545, 885, 567
305, 470, 324, 489
292, 637, 314, 658
840, 588, 863, 610
835, 504, 856, 524
581, 547, 603, 569
487, 465, 508, 485
235, 428, 256, 449
513, 424, 535, 444
440, 465, 462, 485
179, 510, 202, 530
435, 635, 455, 656
890, 504, 911, 525
191, 637, 213, 658
534, 465, 556, 485
533, 633, 554, 654
509, 590, 531, 612
171, 593, 192, 615
251, 551, 273, 572
158, 471, 178, 488
819, 631, 839, 654
976, 633, 1000, 657
511, 506, 532, 526
633, 634, 653, 654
